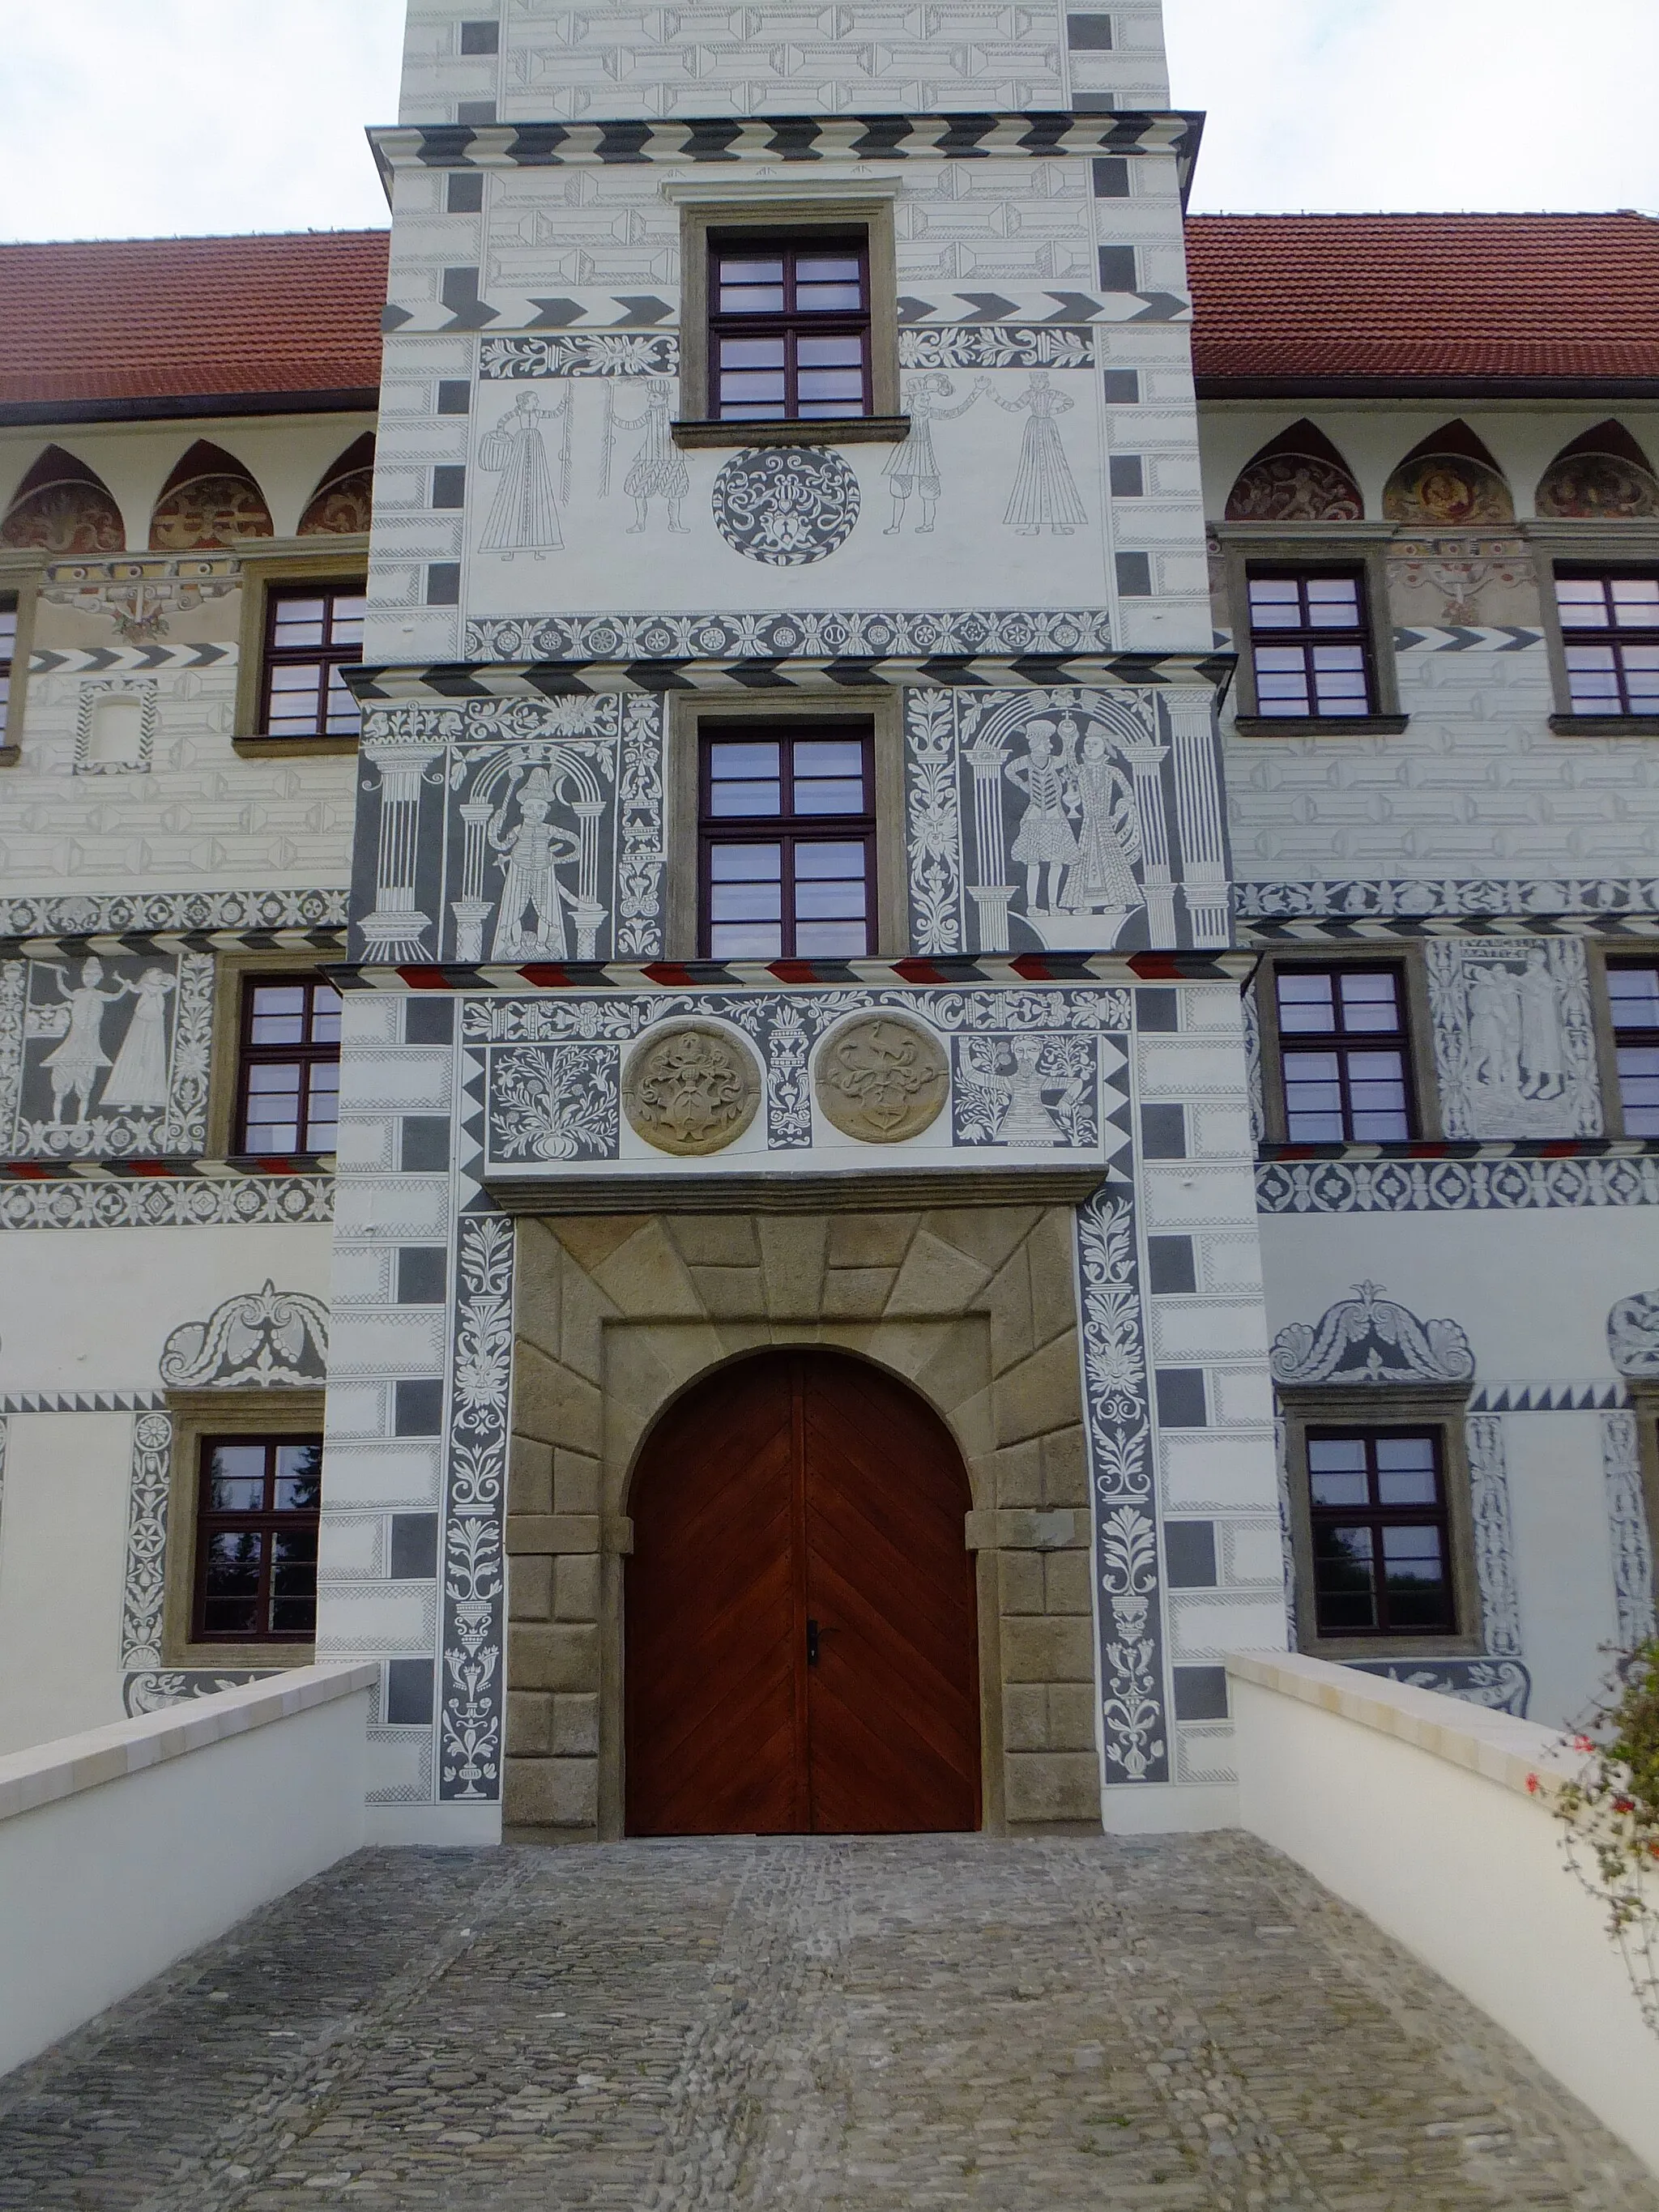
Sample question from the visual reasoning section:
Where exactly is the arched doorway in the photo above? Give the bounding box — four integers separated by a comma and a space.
625, 1349, 981, 1836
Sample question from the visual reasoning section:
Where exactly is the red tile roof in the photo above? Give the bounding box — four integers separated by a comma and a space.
1185, 211, 1659, 390
3, 213, 1657, 420
0, 231, 390, 419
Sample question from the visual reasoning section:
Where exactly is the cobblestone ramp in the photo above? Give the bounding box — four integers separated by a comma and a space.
0, 1834, 1654, 2210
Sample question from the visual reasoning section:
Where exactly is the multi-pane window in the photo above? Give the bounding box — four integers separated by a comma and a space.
1247, 569, 1375, 718
261, 583, 365, 739
234, 976, 342, 1154
0, 595, 15, 743
699, 727, 875, 958
193, 1435, 321, 1643
1555, 570, 1659, 715
1307, 1430, 1454, 1636
1275, 965, 1415, 1141
1608, 961, 1659, 1134
709, 234, 871, 421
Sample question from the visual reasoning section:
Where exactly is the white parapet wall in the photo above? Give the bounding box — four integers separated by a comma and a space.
0, 1663, 375, 2079
1226, 1651, 1659, 2176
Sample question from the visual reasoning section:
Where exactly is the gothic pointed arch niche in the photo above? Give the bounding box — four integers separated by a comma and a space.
297, 433, 375, 535
1536, 420, 1659, 519
1382, 420, 1514, 526
1, 445, 126, 554
148, 439, 274, 551
1224, 419, 1364, 523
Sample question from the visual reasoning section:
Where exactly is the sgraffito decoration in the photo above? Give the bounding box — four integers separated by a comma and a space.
710, 447, 861, 565
903, 684, 1228, 956
951, 1034, 1098, 1148
439, 1212, 513, 1802
474, 985, 1128, 1172
1465, 1414, 1523, 1659
1, 950, 212, 1161
1348, 1658, 1531, 1717
1259, 1155, 1659, 1216
1076, 1187, 1166, 1785
1269, 1281, 1474, 1387
351, 697, 664, 965
119, 1410, 173, 1673
1601, 1411, 1657, 1651
159, 1282, 329, 1387
1427, 936, 1601, 1142
1608, 1286, 1659, 1378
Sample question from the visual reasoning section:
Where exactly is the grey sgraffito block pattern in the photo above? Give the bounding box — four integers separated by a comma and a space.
1, 1835, 1656, 2211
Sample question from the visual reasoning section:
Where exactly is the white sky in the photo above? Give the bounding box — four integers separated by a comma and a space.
0, 0, 1654, 242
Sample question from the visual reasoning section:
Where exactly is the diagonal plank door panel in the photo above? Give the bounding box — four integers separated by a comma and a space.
802, 1356, 981, 1835
625, 1349, 979, 1836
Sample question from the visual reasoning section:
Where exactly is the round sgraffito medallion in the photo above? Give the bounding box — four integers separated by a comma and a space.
623, 1023, 761, 1156
813, 1015, 949, 1144
711, 446, 860, 566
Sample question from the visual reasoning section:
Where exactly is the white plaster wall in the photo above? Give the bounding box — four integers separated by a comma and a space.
1259, 1206, 1659, 1387
0, 1669, 369, 2077
1230, 1660, 1659, 2178
0, 1415, 133, 1754
400, 0, 1173, 121
1503, 1411, 1622, 1729
0, 1224, 333, 1393
1259, 1208, 1651, 1724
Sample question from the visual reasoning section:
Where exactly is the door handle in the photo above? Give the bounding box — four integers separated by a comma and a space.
806, 1617, 821, 1667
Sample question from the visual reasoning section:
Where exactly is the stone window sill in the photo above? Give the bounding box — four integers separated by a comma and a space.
164, 1642, 317, 1673
672, 416, 911, 449
232, 735, 359, 759
1300, 1634, 1484, 1663
1234, 714, 1409, 738
1549, 712, 1659, 736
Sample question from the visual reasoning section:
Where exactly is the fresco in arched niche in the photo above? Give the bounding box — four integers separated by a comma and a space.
298, 433, 374, 535
148, 440, 274, 550
0, 445, 125, 554
1224, 419, 1364, 522
1536, 420, 1659, 519
1382, 422, 1515, 525
1383, 421, 1530, 624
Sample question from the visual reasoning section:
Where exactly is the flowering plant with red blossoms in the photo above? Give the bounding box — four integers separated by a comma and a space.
1549, 1639, 1659, 2039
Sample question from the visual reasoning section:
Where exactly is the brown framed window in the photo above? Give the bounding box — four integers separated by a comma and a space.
234, 974, 342, 1154
1275, 963, 1415, 1140
261, 582, 365, 739
1247, 567, 1375, 718
1307, 1428, 1454, 1636
1608, 960, 1659, 1134
699, 725, 875, 958
0, 595, 15, 742
709, 232, 871, 422
192, 1434, 322, 1642
1555, 569, 1659, 715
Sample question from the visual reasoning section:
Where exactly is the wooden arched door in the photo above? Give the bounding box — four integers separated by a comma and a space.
625, 1349, 981, 1836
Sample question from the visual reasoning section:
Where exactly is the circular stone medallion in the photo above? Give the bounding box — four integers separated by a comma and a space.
623, 1023, 761, 1156
711, 446, 860, 566
813, 1015, 949, 1144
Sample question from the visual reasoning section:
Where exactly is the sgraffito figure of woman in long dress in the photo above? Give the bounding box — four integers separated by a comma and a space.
41, 957, 126, 1125
1059, 718, 1141, 914
607, 381, 690, 534
101, 965, 175, 1111
478, 389, 570, 558
1005, 721, 1079, 914
881, 372, 989, 535
992, 371, 1087, 536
